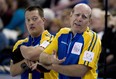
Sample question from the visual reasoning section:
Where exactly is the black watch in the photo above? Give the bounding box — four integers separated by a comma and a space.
21, 62, 29, 70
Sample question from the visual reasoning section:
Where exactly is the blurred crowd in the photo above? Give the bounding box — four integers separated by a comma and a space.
0, 0, 116, 78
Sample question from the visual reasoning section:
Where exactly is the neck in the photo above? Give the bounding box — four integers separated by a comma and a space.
31, 30, 44, 38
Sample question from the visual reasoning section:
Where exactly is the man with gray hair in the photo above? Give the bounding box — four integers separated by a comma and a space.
38, 3, 101, 79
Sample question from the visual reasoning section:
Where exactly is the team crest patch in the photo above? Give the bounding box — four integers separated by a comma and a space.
83, 51, 94, 62
71, 42, 83, 55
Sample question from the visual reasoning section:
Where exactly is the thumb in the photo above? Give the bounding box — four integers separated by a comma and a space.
52, 50, 56, 55
52, 50, 57, 58
58, 57, 66, 64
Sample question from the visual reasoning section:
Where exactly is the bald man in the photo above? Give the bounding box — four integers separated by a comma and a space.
30, 3, 101, 79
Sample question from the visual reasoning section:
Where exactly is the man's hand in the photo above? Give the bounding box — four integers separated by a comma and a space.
29, 61, 50, 72
37, 63, 52, 70
25, 60, 34, 69
51, 50, 66, 64
39, 50, 66, 65
30, 61, 38, 70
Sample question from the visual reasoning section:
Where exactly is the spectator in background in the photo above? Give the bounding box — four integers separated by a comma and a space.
49, 18, 62, 36
0, 0, 13, 27
43, 8, 55, 30
28, 0, 59, 9
108, 0, 116, 16
0, 18, 9, 69
2, 0, 29, 45
0, 19, 9, 52
91, 8, 105, 40
89, 0, 103, 9
5, 0, 29, 35
60, 9, 72, 28
52, 0, 89, 12
99, 15, 116, 78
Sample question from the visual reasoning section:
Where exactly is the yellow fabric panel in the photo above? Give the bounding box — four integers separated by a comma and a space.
28, 73, 32, 79
82, 70, 98, 79
12, 38, 28, 52
40, 30, 58, 79
44, 28, 71, 55
78, 29, 93, 65
44, 70, 58, 79
55, 28, 71, 38
43, 35, 58, 55
40, 30, 54, 44
78, 28, 101, 79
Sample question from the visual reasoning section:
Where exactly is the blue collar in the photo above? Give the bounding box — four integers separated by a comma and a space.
69, 32, 83, 41
28, 35, 41, 46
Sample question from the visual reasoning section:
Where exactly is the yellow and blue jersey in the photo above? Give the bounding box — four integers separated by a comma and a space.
44, 27, 101, 79
12, 30, 58, 79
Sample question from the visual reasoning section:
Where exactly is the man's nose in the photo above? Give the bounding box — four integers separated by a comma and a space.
76, 15, 82, 22
29, 19, 34, 24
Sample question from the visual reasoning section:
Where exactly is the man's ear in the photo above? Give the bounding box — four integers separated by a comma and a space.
70, 12, 73, 17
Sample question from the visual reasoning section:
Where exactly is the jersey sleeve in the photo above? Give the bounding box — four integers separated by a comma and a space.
40, 30, 54, 43
39, 30, 54, 48
11, 38, 28, 63
43, 28, 71, 55
78, 32, 102, 69
43, 34, 58, 55
12, 38, 28, 52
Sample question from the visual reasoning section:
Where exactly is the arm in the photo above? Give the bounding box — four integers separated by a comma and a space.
10, 59, 27, 76
51, 64, 90, 77
20, 45, 44, 61
39, 51, 66, 65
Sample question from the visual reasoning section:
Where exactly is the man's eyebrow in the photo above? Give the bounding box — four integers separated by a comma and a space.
74, 13, 90, 17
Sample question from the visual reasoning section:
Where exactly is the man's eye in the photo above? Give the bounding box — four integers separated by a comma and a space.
82, 15, 87, 19
76, 14, 80, 17
32, 17, 38, 21
27, 19, 30, 22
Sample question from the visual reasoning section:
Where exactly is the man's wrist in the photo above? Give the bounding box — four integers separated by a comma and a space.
39, 52, 52, 65
20, 62, 29, 71
51, 64, 57, 70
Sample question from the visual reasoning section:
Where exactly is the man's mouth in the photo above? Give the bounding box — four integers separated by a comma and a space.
74, 23, 81, 27
30, 26, 35, 30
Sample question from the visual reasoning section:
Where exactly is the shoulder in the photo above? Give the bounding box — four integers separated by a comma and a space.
83, 27, 96, 41
40, 30, 54, 43
56, 28, 71, 37
59, 28, 71, 34
13, 38, 28, 52
42, 30, 51, 36
42, 30, 53, 38
83, 27, 101, 48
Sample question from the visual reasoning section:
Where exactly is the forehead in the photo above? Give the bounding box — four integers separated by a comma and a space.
73, 5, 91, 16
25, 10, 40, 17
